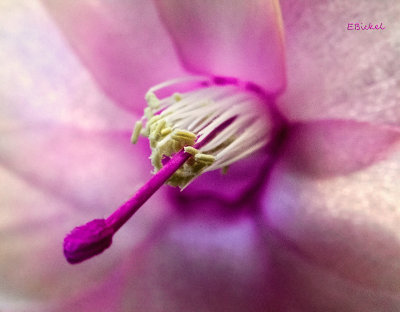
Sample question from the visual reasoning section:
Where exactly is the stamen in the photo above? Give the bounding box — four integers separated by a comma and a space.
134, 75, 273, 188
184, 146, 199, 155
130, 121, 142, 144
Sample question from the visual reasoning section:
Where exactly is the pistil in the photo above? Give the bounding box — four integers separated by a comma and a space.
63, 118, 234, 264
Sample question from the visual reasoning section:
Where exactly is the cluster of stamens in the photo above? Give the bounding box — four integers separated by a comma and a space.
131, 76, 272, 188
64, 76, 274, 264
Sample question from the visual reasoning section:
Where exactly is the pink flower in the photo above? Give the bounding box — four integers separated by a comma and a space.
1, 0, 399, 311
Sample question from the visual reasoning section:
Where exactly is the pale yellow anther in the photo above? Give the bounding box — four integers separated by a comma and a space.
161, 127, 172, 136
172, 130, 197, 140
144, 115, 162, 136
131, 121, 142, 144
148, 115, 162, 126
184, 146, 199, 155
173, 93, 182, 102
145, 92, 160, 109
151, 119, 166, 141
144, 107, 153, 120
150, 138, 157, 149
150, 152, 162, 171
173, 136, 196, 147
195, 153, 215, 163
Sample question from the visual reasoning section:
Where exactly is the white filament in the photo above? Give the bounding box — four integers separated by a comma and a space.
133, 76, 272, 188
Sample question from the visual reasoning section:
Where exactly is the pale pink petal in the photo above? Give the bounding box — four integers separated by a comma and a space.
0, 125, 170, 306
262, 120, 400, 301
154, 0, 286, 94
40, 0, 187, 112
0, 0, 134, 131
48, 210, 400, 311
279, 0, 400, 124
0, 1, 169, 306
48, 214, 273, 312
282, 120, 400, 178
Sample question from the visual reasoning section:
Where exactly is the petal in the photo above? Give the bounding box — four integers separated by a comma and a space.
262, 120, 400, 299
0, 125, 170, 306
40, 0, 187, 112
49, 209, 400, 311
0, 1, 171, 304
178, 151, 270, 208
262, 229, 400, 311
282, 120, 400, 178
279, 0, 400, 124
154, 0, 286, 94
0, 0, 134, 131
49, 213, 273, 312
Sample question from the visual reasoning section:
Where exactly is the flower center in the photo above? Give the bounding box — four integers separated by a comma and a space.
132, 76, 273, 189
63, 76, 276, 264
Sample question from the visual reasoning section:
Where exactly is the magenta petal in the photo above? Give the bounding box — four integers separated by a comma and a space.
282, 120, 400, 178
40, 0, 187, 112
154, 0, 286, 94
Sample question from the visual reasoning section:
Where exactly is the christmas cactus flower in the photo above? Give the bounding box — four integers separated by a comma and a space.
1, 0, 400, 311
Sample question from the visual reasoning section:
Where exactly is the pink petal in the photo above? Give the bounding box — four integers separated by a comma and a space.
279, 0, 400, 124
40, 0, 187, 112
154, 0, 286, 94
262, 120, 400, 300
282, 120, 400, 178
0, 124, 170, 305
0, 1, 170, 304
49, 210, 400, 311
49, 214, 274, 312
0, 0, 134, 130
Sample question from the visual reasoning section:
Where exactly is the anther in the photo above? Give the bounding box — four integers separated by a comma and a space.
184, 146, 199, 155
145, 92, 160, 108
161, 127, 173, 136
194, 153, 215, 163
131, 121, 142, 144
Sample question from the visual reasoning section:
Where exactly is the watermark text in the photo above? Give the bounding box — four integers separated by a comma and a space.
347, 22, 385, 30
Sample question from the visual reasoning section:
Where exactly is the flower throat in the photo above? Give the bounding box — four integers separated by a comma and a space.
63, 76, 274, 264
132, 76, 272, 188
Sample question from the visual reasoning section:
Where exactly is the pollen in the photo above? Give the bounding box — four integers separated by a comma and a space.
132, 76, 273, 188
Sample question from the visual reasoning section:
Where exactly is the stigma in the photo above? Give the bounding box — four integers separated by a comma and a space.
132, 76, 273, 189
64, 76, 275, 264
